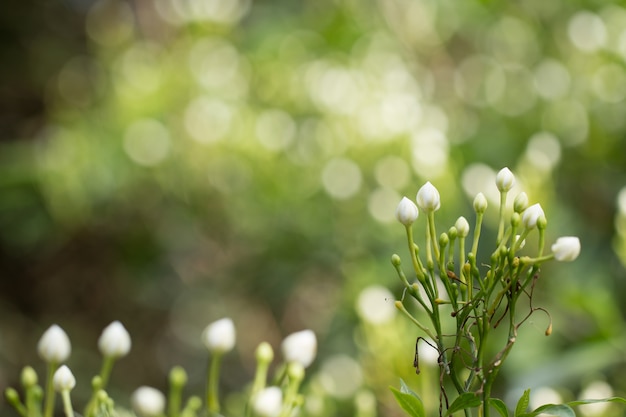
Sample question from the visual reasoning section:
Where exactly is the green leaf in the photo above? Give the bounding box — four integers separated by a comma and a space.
515, 389, 530, 416
445, 393, 482, 416
489, 398, 510, 417
567, 397, 626, 408
518, 403, 575, 417
390, 380, 425, 417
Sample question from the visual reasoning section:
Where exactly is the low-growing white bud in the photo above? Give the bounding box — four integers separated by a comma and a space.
252, 386, 283, 417
38, 325, 71, 363
551, 236, 581, 261
53, 365, 76, 392
496, 167, 515, 192
522, 203, 545, 229
416, 182, 441, 212
396, 197, 419, 225
202, 318, 236, 354
98, 321, 131, 358
455, 216, 470, 238
131, 386, 165, 417
281, 329, 317, 368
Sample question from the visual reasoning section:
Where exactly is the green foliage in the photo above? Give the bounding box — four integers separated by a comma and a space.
389, 380, 425, 417
514, 389, 530, 416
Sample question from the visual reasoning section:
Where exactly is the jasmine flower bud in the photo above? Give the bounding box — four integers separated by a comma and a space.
202, 318, 236, 354
38, 325, 71, 363
455, 216, 470, 238
551, 236, 581, 261
98, 321, 131, 358
473, 193, 488, 214
281, 330, 317, 368
53, 365, 76, 392
396, 197, 419, 225
252, 386, 283, 417
255, 342, 274, 364
496, 167, 515, 192
514, 192, 529, 213
522, 203, 545, 229
131, 386, 165, 417
416, 182, 441, 212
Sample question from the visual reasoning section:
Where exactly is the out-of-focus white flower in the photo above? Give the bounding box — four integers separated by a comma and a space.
522, 203, 545, 229
396, 197, 419, 226
514, 192, 529, 213
416, 182, 441, 212
473, 193, 488, 213
131, 386, 165, 417
281, 330, 317, 368
496, 167, 515, 192
53, 365, 76, 392
38, 325, 71, 363
356, 285, 396, 325
551, 237, 581, 261
455, 216, 470, 238
252, 386, 283, 417
98, 321, 131, 358
202, 318, 236, 354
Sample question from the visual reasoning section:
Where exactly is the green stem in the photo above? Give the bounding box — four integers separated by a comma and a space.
405, 226, 426, 282
206, 352, 223, 416
497, 191, 507, 245
43, 362, 58, 417
61, 390, 73, 417
471, 212, 484, 258
99, 356, 115, 389
394, 301, 437, 340
428, 211, 440, 261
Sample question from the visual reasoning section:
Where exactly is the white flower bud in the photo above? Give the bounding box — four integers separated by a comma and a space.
551, 236, 581, 262
98, 321, 131, 358
522, 203, 545, 229
131, 386, 165, 417
252, 386, 283, 417
455, 216, 470, 238
415, 182, 441, 212
514, 192, 529, 213
281, 330, 317, 368
473, 193, 488, 213
395, 197, 419, 226
202, 318, 236, 354
496, 167, 515, 192
38, 325, 71, 363
53, 365, 76, 392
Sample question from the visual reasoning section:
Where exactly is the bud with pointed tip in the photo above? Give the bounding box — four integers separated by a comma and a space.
252, 386, 283, 417
522, 203, 545, 229
473, 193, 488, 214
551, 236, 581, 261
131, 386, 166, 417
416, 182, 441, 212
455, 216, 470, 238
281, 330, 317, 368
38, 325, 71, 363
396, 197, 419, 226
98, 321, 131, 358
202, 318, 236, 354
514, 192, 529, 213
496, 167, 515, 192
53, 365, 76, 392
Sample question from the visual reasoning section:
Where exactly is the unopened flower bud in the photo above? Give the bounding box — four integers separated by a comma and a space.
395, 197, 419, 225
447, 226, 457, 240
391, 254, 401, 267
439, 233, 449, 247
53, 365, 76, 392
252, 386, 283, 417
202, 318, 236, 354
455, 216, 470, 238
496, 167, 515, 192
473, 193, 488, 214
551, 236, 581, 261
522, 203, 545, 229
281, 330, 317, 368
131, 386, 165, 417
38, 325, 71, 363
21, 366, 38, 388
514, 192, 529, 213
169, 366, 187, 388
416, 182, 441, 212
98, 321, 131, 358
256, 342, 274, 364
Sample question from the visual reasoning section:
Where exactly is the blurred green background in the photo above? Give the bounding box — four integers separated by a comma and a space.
2, 0, 626, 416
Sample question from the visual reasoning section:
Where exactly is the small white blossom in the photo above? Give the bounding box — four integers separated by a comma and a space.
281, 330, 317, 368
395, 197, 419, 225
252, 386, 283, 417
53, 365, 76, 392
522, 203, 545, 229
455, 216, 470, 238
416, 182, 441, 212
551, 237, 581, 261
473, 193, 488, 213
202, 318, 236, 354
98, 321, 131, 358
38, 325, 71, 363
496, 167, 515, 192
131, 386, 165, 417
